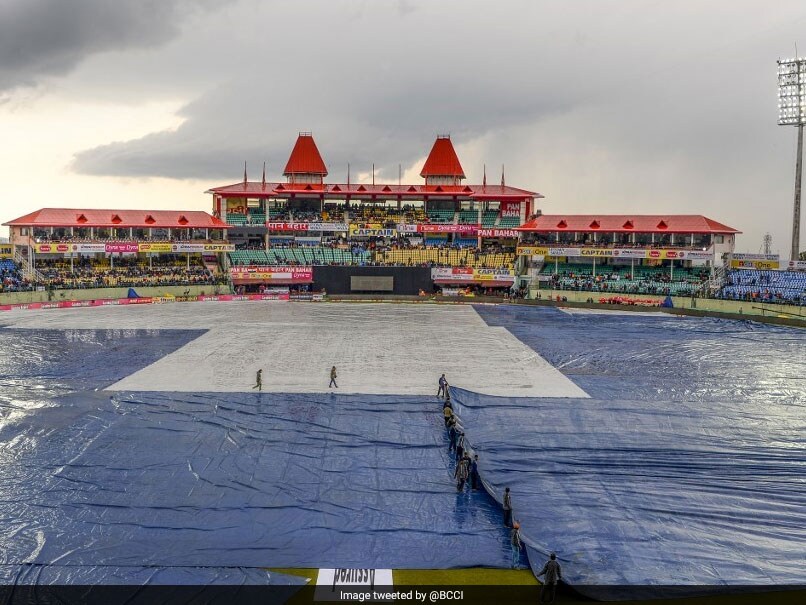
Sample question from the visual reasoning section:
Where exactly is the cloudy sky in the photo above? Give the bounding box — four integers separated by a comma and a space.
1, 0, 805, 253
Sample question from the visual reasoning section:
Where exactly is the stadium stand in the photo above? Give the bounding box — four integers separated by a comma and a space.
498, 215, 521, 228
539, 262, 708, 296
427, 209, 455, 223
0, 259, 29, 292
34, 257, 225, 289
481, 210, 498, 228
230, 246, 370, 266
718, 269, 806, 305
457, 210, 478, 224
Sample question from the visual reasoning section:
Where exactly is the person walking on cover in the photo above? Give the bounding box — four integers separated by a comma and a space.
503, 487, 513, 527
443, 403, 453, 427
454, 453, 470, 491
470, 454, 481, 490
448, 422, 458, 454
437, 374, 448, 398
455, 431, 466, 461
537, 553, 562, 604
510, 522, 522, 569
252, 369, 263, 391
329, 366, 338, 388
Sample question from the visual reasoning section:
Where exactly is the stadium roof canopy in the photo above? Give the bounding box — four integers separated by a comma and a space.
3, 208, 230, 229
283, 133, 328, 176
420, 135, 465, 178
518, 214, 740, 234
207, 182, 540, 200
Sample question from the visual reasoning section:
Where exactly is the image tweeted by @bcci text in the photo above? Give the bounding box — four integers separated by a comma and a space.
338, 589, 464, 603
315, 569, 465, 603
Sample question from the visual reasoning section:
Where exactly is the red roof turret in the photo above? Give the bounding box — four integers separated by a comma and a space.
283, 132, 328, 177
420, 135, 465, 179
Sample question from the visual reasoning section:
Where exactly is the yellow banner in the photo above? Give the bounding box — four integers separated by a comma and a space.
0, 244, 12, 258
226, 199, 248, 215
348, 224, 396, 237
517, 246, 549, 256
731, 259, 780, 270
472, 268, 515, 281
138, 243, 173, 253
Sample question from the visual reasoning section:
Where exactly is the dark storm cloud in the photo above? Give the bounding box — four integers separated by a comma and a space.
60, 0, 806, 249
0, 0, 213, 91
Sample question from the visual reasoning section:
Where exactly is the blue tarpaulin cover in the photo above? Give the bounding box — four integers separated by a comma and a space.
460, 305, 806, 589
127, 288, 140, 298
0, 328, 517, 585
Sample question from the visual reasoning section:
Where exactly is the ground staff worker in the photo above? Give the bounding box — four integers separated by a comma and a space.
503, 487, 513, 527
510, 522, 522, 568
537, 553, 562, 605
454, 454, 470, 491
438, 374, 448, 398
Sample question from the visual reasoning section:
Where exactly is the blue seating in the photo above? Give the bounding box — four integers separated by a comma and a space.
719, 270, 806, 305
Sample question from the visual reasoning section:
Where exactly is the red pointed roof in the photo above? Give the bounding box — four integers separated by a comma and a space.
283, 133, 328, 176
420, 136, 465, 178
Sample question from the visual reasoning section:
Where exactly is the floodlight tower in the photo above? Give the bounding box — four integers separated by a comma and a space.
778, 56, 806, 260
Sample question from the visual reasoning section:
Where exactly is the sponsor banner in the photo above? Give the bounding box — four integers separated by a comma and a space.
500, 200, 521, 218
396, 223, 419, 233
171, 243, 234, 253
430, 267, 514, 283
348, 225, 397, 237
33, 243, 74, 254
610, 248, 647, 259
578, 248, 614, 257
417, 224, 479, 234
289, 292, 326, 301
643, 249, 703, 260
479, 229, 519, 238
226, 200, 248, 215
266, 222, 307, 231
306, 222, 348, 232
786, 260, 806, 270
440, 287, 463, 296
138, 242, 174, 253
105, 242, 140, 253
0, 244, 13, 258
197, 293, 289, 302
518, 246, 714, 260
731, 259, 780, 270
473, 268, 515, 282
430, 267, 474, 281
230, 265, 313, 282
33, 242, 234, 254
517, 245, 549, 256
731, 253, 780, 261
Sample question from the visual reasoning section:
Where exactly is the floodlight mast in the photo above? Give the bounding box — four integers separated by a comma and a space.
778, 57, 805, 260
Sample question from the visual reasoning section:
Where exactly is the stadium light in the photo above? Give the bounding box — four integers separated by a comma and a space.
777, 56, 806, 260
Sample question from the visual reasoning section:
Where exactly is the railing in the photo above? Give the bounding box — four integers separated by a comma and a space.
14, 248, 44, 283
